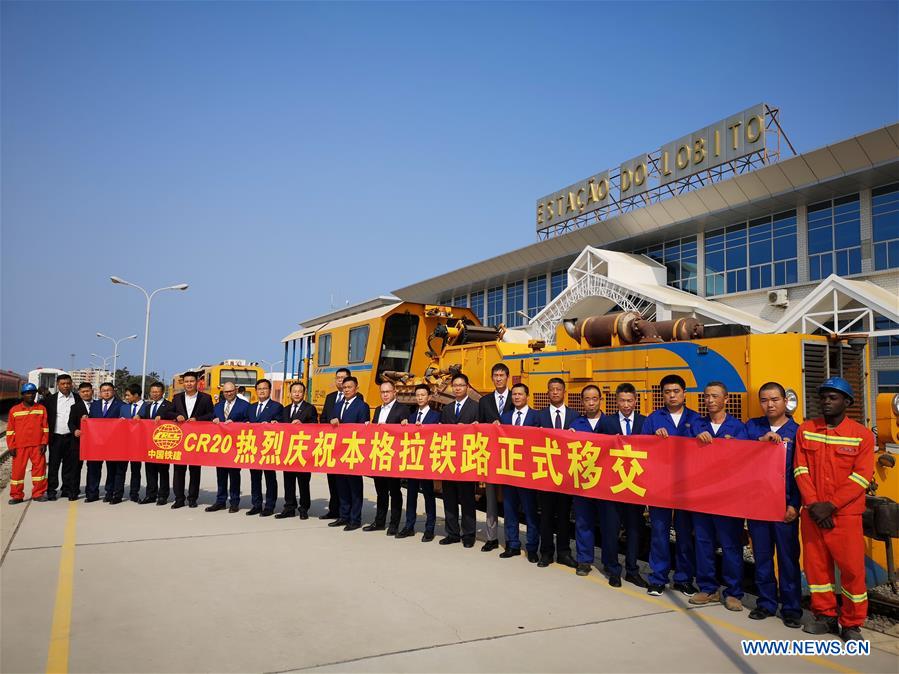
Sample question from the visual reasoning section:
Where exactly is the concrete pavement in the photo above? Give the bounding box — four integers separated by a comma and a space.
1, 471, 897, 673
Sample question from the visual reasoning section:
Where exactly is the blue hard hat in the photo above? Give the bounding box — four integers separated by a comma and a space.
21, 383, 37, 394
819, 376, 854, 403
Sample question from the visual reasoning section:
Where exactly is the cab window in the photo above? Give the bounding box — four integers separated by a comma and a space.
348, 326, 369, 363
317, 334, 332, 366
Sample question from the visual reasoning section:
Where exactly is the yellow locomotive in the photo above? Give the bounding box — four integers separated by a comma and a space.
168, 360, 264, 404
291, 300, 898, 590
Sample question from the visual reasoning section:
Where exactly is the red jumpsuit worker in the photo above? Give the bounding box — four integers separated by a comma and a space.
793, 376, 874, 642
7, 383, 50, 504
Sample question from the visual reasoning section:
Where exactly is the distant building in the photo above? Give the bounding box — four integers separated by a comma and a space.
69, 368, 112, 392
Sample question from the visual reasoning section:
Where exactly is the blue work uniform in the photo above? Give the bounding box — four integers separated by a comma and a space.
689, 414, 748, 599
570, 415, 606, 567
641, 406, 703, 587
500, 406, 542, 553
745, 416, 802, 619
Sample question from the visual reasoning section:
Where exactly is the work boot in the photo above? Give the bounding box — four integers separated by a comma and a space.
723, 596, 743, 612
803, 614, 839, 635
689, 591, 720, 605
840, 626, 863, 642
576, 563, 591, 576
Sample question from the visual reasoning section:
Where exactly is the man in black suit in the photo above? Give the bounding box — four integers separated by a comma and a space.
45, 373, 77, 500
596, 382, 649, 588
477, 363, 514, 552
366, 380, 408, 535
535, 377, 578, 568
66, 382, 94, 501
163, 371, 215, 508
438, 373, 480, 548
276, 381, 318, 520
140, 381, 174, 505
319, 367, 352, 519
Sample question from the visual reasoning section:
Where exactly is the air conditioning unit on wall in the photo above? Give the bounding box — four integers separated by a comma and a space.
768, 288, 789, 307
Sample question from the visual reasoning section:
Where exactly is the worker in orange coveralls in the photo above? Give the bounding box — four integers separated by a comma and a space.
7, 383, 50, 504
793, 377, 874, 642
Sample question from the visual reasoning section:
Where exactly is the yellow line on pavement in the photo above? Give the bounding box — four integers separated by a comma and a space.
45, 500, 78, 674
550, 564, 861, 674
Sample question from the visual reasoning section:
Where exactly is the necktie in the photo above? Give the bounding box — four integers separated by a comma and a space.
554, 409, 562, 429
224, 401, 232, 419
416, 410, 423, 423
497, 394, 504, 414
103, 400, 108, 416
151, 402, 159, 418
257, 403, 264, 420
624, 417, 631, 435
515, 410, 522, 426
341, 400, 350, 421
455, 402, 461, 418
293, 404, 299, 418
131, 403, 137, 416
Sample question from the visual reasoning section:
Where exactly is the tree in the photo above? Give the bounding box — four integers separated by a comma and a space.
113, 368, 163, 397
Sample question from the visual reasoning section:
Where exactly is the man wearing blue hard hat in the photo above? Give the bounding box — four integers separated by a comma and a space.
793, 376, 874, 642
7, 383, 50, 504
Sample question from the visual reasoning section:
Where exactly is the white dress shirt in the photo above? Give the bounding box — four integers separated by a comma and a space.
548, 403, 567, 428
618, 412, 635, 435
377, 401, 395, 424
510, 405, 530, 425
256, 399, 268, 419
184, 392, 198, 418
493, 389, 508, 414
54, 392, 76, 434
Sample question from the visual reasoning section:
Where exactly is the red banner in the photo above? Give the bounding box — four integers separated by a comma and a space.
81, 418, 785, 520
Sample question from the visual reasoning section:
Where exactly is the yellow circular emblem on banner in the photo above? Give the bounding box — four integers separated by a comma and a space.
152, 423, 183, 450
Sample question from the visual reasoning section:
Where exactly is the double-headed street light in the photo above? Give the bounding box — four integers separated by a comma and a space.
96, 333, 137, 384
90, 352, 112, 373
110, 276, 189, 395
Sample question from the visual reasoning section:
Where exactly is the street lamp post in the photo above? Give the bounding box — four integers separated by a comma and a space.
96, 333, 137, 389
90, 352, 112, 374
110, 277, 189, 395
258, 359, 284, 375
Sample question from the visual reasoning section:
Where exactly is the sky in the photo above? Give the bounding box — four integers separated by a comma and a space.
2, 1, 897, 381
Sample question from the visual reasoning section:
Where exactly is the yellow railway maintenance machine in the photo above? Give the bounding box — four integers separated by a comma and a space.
299, 301, 898, 592
169, 360, 264, 404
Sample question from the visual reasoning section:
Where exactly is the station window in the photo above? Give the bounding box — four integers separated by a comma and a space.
873, 183, 899, 270
486, 286, 503, 325
637, 236, 698, 294
527, 275, 547, 317
875, 317, 899, 358
748, 211, 798, 290
317, 333, 332, 366
452, 293, 468, 308
470, 290, 485, 323
808, 194, 861, 280
506, 281, 524, 327
878, 370, 899, 394
550, 270, 567, 299
347, 326, 369, 363
705, 225, 747, 295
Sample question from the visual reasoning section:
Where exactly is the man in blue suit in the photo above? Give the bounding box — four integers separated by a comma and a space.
139, 382, 173, 505
535, 378, 578, 568
397, 384, 440, 541
328, 375, 370, 531
113, 384, 147, 504
245, 379, 283, 516
745, 382, 802, 629
571, 384, 608, 577
207, 381, 250, 513
85, 382, 122, 503
496, 382, 541, 562
642, 373, 703, 597
688, 381, 749, 612
595, 383, 649, 588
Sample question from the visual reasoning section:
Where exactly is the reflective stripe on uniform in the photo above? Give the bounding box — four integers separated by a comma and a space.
802, 431, 862, 446
12, 409, 45, 417
5, 430, 14, 436
42, 428, 49, 433
841, 588, 868, 603
32, 475, 47, 481
808, 583, 836, 593
9, 479, 25, 485
848, 472, 870, 489
793, 466, 809, 477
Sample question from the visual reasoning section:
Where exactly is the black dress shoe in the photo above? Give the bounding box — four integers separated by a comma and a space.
481, 539, 499, 552
260, 508, 274, 517
110, 497, 123, 504
499, 548, 521, 558
319, 512, 338, 520
386, 527, 398, 536
85, 496, 99, 503
328, 518, 348, 527
47, 494, 58, 501
395, 527, 415, 539
363, 523, 386, 532
782, 615, 802, 629
298, 509, 309, 520
188, 500, 198, 508
439, 536, 461, 545
103, 495, 112, 503
527, 550, 539, 563
246, 506, 263, 516
274, 510, 296, 519
462, 539, 475, 548
343, 523, 361, 531
608, 575, 622, 587
537, 556, 553, 568
556, 554, 578, 568
625, 573, 649, 588
422, 531, 435, 542
171, 501, 185, 509
139, 496, 155, 505
156, 498, 167, 506
229, 505, 239, 513
68, 495, 79, 502
749, 607, 775, 621
130, 496, 140, 503
205, 503, 227, 512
